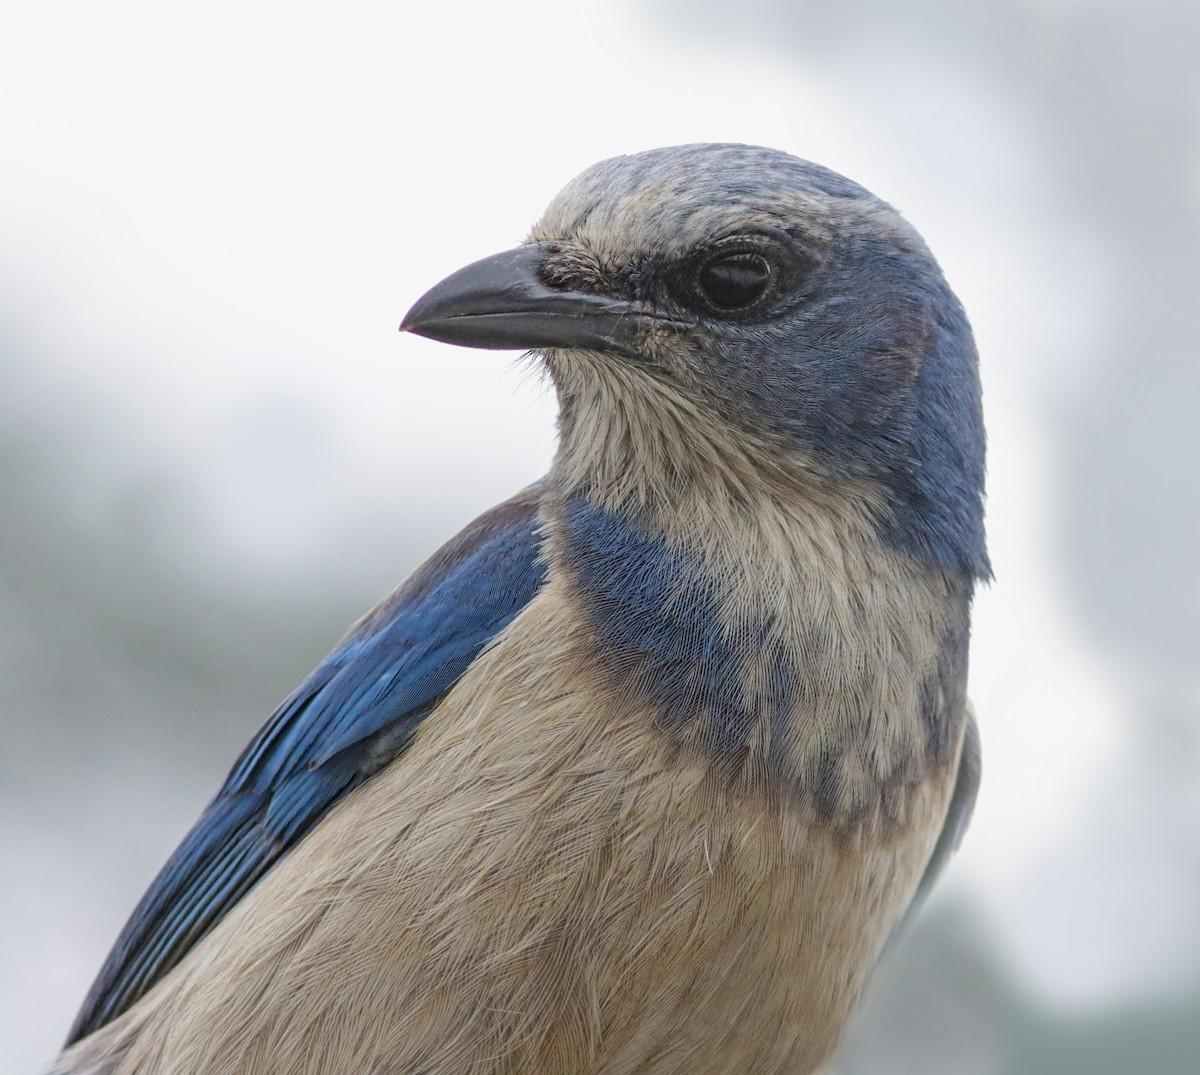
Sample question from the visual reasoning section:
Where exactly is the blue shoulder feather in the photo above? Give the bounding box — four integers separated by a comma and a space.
67, 484, 547, 1044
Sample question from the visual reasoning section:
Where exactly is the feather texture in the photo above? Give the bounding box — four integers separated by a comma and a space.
55, 143, 988, 1075
54, 544, 969, 1075
67, 485, 547, 1044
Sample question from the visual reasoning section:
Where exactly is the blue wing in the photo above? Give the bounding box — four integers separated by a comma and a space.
68, 484, 547, 1044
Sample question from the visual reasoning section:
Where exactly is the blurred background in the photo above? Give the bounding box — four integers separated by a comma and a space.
2, 1, 1197, 1071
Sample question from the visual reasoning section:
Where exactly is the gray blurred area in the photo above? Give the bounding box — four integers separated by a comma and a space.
3, 0, 1199, 1072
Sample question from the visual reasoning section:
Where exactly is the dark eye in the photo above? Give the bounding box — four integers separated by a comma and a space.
696, 251, 772, 311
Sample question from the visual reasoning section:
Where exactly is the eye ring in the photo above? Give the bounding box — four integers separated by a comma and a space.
693, 250, 773, 313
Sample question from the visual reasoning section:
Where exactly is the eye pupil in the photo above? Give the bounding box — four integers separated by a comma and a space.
697, 252, 772, 311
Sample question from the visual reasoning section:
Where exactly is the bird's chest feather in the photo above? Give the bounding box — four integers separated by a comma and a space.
75, 500, 966, 1075
553, 494, 967, 816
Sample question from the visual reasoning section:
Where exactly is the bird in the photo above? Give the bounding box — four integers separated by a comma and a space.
52, 143, 988, 1075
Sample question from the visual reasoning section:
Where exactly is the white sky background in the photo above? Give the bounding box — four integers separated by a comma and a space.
2, 0, 1189, 1068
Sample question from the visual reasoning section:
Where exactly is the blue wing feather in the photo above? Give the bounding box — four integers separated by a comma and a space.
67, 484, 547, 1044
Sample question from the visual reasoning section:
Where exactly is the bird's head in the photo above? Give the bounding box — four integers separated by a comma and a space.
402, 144, 988, 580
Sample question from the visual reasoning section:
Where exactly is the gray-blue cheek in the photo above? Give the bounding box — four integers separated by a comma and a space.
709, 289, 987, 580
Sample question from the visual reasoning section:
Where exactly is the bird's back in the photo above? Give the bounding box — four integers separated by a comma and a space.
54, 483, 971, 1075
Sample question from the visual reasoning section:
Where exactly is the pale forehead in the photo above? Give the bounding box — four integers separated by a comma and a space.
529, 144, 901, 261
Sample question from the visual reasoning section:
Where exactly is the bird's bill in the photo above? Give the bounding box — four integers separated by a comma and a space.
400, 243, 667, 354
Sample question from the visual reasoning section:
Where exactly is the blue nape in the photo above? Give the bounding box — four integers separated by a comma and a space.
885, 294, 991, 580
68, 496, 547, 1045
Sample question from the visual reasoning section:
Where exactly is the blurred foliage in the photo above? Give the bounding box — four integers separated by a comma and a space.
840, 905, 1200, 1074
